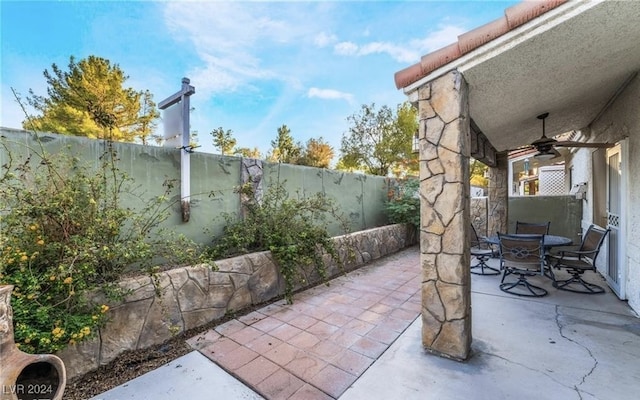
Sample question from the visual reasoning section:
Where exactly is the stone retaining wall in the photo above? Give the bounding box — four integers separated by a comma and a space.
57, 224, 414, 379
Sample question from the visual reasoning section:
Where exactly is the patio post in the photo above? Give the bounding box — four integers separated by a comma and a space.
417, 70, 472, 360
488, 153, 509, 236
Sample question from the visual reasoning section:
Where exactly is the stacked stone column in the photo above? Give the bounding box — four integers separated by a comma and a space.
417, 70, 472, 360
488, 153, 509, 236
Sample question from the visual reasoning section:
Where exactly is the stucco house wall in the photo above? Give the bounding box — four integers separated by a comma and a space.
569, 75, 640, 313
566, 149, 592, 224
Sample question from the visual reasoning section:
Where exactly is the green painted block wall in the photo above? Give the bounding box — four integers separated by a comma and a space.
508, 196, 583, 244
1, 128, 392, 245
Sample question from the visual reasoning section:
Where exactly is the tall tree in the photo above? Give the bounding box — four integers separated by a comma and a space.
298, 137, 334, 168
338, 102, 418, 176
390, 102, 420, 177
235, 147, 263, 159
210, 127, 237, 155
268, 124, 301, 164
136, 90, 161, 145
25, 55, 159, 142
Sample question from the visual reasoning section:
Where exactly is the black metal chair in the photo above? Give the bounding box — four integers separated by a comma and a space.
498, 233, 548, 297
470, 224, 499, 275
515, 221, 551, 235
548, 224, 610, 294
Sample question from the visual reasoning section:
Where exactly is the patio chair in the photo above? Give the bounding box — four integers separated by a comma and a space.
498, 233, 548, 297
548, 224, 610, 294
470, 224, 499, 275
515, 221, 551, 235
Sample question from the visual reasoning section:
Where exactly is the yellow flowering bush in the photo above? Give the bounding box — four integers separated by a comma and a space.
0, 137, 205, 354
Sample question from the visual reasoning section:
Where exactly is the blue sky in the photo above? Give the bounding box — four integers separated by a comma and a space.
1, 0, 517, 157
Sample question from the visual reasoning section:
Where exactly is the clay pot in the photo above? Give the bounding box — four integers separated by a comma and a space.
0, 285, 66, 400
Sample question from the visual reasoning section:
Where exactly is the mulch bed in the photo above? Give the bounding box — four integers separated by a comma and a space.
63, 302, 267, 400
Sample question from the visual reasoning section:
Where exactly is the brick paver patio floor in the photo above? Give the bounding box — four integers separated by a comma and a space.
186, 246, 421, 399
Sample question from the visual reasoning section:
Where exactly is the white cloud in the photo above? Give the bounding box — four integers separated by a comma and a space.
334, 40, 417, 63
411, 24, 467, 53
359, 42, 419, 63
307, 87, 354, 104
334, 41, 358, 56
162, 3, 276, 95
314, 32, 337, 48
332, 24, 465, 63
161, 2, 334, 98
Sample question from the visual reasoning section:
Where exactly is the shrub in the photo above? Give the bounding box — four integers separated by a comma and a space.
0, 137, 204, 353
207, 181, 342, 303
385, 178, 420, 229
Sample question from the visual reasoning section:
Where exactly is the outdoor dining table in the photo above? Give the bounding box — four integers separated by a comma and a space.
484, 234, 573, 276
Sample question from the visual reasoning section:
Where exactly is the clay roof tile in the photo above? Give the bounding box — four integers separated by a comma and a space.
420, 43, 461, 76
394, 0, 567, 90
394, 63, 424, 90
505, 0, 567, 29
458, 17, 510, 55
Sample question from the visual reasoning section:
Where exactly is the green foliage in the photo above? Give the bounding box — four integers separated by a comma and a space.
385, 179, 420, 229
470, 158, 489, 187
268, 125, 302, 164
0, 136, 203, 354
25, 55, 159, 142
234, 147, 263, 159
137, 90, 161, 145
210, 127, 237, 155
298, 137, 334, 168
207, 182, 341, 303
338, 102, 418, 176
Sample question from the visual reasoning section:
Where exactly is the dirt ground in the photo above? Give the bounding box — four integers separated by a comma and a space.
63, 304, 263, 400
63, 336, 193, 400
62, 271, 336, 399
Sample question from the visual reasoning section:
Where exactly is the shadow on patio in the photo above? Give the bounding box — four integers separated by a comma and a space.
342, 251, 640, 400
93, 246, 639, 400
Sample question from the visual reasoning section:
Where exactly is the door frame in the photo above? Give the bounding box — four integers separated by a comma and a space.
605, 141, 628, 299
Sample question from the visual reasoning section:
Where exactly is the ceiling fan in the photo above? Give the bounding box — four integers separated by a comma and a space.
520, 113, 614, 160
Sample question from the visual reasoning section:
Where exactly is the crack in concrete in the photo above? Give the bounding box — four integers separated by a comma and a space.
554, 305, 599, 399
476, 349, 582, 398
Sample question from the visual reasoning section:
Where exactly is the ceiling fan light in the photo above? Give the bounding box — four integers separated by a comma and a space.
534, 150, 556, 161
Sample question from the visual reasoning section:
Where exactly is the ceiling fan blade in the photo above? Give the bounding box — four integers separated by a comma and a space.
554, 141, 614, 148
506, 145, 537, 157
531, 136, 557, 147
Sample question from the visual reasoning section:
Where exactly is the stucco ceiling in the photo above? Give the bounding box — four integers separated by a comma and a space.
409, 0, 640, 153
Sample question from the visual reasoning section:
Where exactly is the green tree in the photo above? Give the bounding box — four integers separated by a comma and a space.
25, 55, 159, 142
334, 158, 358, 173
235, 147, 263, 159
470, 158, 489, 187
338, 102, 418, 176
136, 90, 161, 145
298, 137, 334, 168
393, 102, 420, 176
210, 127, 237, 155
268, 124, 301, 163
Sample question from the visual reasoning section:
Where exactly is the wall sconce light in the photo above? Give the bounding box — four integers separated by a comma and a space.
570, 182, 588, 200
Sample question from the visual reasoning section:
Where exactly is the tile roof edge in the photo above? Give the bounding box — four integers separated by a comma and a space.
394, 0, 568, 90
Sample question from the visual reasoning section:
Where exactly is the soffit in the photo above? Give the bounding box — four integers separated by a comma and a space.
401, 0, 640, 152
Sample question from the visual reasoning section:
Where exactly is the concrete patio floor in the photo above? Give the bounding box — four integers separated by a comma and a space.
93, 246, 640, 400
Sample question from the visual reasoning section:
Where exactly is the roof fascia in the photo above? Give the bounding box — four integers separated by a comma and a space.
402, 0, 604, 96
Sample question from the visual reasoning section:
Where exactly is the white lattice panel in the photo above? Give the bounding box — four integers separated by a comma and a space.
538, 166, 566, 195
